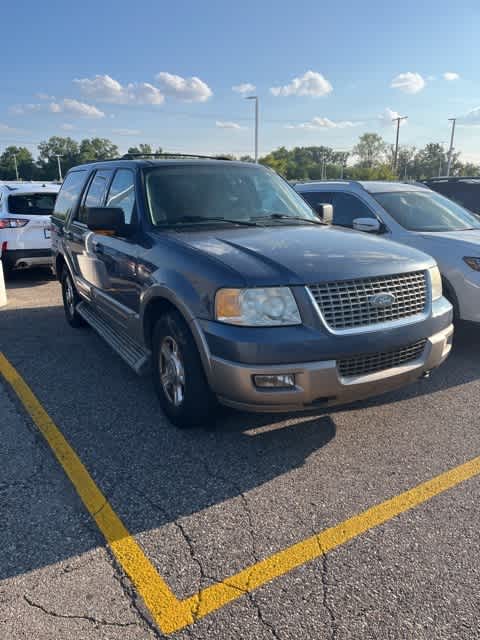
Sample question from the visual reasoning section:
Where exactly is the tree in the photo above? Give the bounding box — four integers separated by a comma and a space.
386, 145, 417, 178
37, 136, 80, 179
127, 143, 162, 156
239, 155, 255, 163
412, 143, 453, 179
353, 133, 387, 168
345, 164, 397, 181
78, 138, 119, 163
0, 146, 36, 180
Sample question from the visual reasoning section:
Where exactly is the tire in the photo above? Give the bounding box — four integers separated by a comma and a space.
152, 311, 217, 428
61, 269, 86, 328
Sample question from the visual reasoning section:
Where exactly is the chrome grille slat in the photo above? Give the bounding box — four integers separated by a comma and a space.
338, 339, 427, 378
309, 271, 427, 331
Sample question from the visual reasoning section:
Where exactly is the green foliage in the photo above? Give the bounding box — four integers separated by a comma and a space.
78, 138, 119, 163
0, 146, 36, 180
353, 133, 387, 168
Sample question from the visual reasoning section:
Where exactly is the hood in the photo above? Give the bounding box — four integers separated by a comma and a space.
167, 225, 434, 286
419, 229, 480, 249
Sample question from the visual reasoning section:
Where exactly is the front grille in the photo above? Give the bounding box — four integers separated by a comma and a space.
308, 271, 428, 331
338, 339, 427, 378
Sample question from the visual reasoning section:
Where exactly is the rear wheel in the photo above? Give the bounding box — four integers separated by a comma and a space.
61, 269, 86, 328
152, 311, 217, 428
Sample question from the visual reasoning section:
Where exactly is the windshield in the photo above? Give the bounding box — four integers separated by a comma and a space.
145, 164, 318, 227
8, 193, 57, 216
373, 190, 480, 232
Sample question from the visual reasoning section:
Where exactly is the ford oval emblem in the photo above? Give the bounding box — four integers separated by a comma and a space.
369, 292, 396, 308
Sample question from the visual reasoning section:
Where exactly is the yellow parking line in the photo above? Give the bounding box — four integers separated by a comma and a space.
2, 350, 480, 635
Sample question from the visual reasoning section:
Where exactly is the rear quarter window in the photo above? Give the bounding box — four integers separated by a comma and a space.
52, 171, 87, 221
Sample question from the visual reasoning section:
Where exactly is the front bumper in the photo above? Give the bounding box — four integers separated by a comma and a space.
209, 325, 453, 413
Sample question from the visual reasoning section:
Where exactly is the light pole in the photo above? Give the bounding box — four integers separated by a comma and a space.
13, 153, 19, 181
392, 115, 408, 173
446, 118, 456, 177
245, 96, 259, 163
55, 154, 63, 181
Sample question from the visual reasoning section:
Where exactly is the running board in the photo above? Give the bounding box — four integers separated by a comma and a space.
77, 302, 151, 375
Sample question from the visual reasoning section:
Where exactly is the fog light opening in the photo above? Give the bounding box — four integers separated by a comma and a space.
253, 374, 296, 389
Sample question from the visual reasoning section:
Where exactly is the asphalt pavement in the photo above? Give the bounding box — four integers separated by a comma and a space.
1, 268, 480, 639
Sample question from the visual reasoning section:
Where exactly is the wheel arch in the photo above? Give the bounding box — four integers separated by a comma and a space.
141, 288, 213, 379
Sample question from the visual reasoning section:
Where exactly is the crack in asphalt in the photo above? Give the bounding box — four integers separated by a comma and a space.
316, 536, 338, 640
23, 594, 141, 628
185, 439, 283, 640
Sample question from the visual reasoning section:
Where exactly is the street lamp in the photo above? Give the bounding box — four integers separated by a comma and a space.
13, 153, 19, 181
446, 118, 457, 177
54, 154, 63, 181
245, 96, 259, 163
392, 115, 408, 173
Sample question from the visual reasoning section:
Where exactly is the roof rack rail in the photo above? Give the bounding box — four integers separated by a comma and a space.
120, 152, 233, 161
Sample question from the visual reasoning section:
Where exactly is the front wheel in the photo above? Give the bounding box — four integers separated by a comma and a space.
61, 269, 86, 328
152, 311, 217, 428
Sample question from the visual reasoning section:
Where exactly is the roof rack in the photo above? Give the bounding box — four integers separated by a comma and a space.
424, 176, 480, 182
120, 152, 233, 161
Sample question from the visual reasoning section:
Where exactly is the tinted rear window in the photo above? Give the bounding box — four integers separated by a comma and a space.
8, 193, 57, 215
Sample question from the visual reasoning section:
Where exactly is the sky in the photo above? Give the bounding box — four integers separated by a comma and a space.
1, 0, 479, 162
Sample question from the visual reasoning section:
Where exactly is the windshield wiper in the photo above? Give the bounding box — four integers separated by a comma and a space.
169, 215, 259, 227
255, 213, 325, 225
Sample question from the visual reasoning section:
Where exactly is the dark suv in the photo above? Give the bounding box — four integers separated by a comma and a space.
51, 155, 453, 427
424, 177, 480, 215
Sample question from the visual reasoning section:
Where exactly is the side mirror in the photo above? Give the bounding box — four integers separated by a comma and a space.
352, 217, 381, 233
85, 207, 125, 235
315, 203, 333, 225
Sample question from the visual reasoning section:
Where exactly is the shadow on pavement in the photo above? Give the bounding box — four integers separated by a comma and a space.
1, 288, 479, 582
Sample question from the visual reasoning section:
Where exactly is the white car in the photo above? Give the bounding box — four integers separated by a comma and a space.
0, 181, 60, 275
295, 180, 480, 323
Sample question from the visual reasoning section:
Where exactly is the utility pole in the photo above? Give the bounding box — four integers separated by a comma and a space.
245, 96, 259, 162
446, 118, 456, 177
392, 115, 408, 173
55, 154, 63, 181
13, 153, 19, 181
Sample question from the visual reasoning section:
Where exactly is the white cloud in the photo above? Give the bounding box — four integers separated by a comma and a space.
0, 123, 19, 132
270, 70, 333, 97
458, 107, 480, 127
112, 128, 142, 136
378, 108, 407, 127
74, 74, 165, 105
155, 72, 212, 102
36, 92, 55, 100
443, 72, 460, 81
216, 121, 245, 129
232, 83, 256, 95
60, 123, 75, 131
49, 98, 105, 118
286, 116, 360, 129
9, 103, 42, 115
390, 72, 425, 94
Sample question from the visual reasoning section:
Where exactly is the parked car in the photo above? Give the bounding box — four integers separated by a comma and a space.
51, 157, 453, 427
423, 177, 480, 216
296, 180, 480, 324
0, 181, 60, 275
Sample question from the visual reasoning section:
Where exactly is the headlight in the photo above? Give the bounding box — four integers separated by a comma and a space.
428, 266, 442, 301
215, 287, 301, 326
463, 257, 480, 272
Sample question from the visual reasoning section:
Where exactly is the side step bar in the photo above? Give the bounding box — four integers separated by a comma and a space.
77, 302, 151, 375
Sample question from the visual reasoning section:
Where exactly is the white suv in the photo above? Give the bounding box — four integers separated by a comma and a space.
0, 181, 60, 275
295, 180, 480, 323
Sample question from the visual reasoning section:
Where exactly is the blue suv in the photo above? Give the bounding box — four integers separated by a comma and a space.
51, 155, 453, 427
